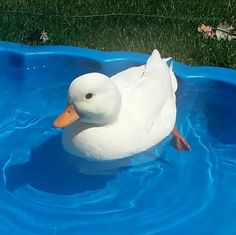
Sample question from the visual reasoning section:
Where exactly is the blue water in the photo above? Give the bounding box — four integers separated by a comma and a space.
0, 64, 236, 235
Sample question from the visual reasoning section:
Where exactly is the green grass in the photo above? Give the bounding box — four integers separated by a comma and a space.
0, 0, 235, 68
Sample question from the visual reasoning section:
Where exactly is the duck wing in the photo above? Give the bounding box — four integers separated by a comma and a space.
112, 50, 177, 94
111, 64, 145, 90
112, 50, 177, 126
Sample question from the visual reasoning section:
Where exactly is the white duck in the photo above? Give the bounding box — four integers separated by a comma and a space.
54, 50, 190, 161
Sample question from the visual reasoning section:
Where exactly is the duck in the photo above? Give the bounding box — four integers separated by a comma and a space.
54, 50, 190, 161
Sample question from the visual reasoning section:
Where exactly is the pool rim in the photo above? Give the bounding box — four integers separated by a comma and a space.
0, 41, 236, 86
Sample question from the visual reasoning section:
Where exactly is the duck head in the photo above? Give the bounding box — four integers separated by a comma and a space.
54, 73, 121, 127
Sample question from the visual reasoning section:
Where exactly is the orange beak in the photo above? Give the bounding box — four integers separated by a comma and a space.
53, 105, 80, 128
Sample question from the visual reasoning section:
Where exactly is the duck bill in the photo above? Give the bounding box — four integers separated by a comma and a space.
53, 105, 80, 128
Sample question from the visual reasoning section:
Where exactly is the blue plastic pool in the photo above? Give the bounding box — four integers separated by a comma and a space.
0, 42, 236, 235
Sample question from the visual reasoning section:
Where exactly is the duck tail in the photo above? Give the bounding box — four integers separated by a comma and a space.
145, 50, 178, 92
145, 49, 162, 72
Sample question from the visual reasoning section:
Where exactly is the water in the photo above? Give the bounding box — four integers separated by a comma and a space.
0, 65, 236, 235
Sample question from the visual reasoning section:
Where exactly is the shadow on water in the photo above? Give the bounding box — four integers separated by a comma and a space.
4, 135, 130, 195
4, 134, 171, 195
204, 82, 236, 145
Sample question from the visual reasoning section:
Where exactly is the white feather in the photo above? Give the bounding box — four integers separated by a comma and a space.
62, 49, 177, 160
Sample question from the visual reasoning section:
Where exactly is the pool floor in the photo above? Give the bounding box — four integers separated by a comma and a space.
0, 65, 236, 235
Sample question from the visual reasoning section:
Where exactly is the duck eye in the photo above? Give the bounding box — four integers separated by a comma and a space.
85, 93, 93, 99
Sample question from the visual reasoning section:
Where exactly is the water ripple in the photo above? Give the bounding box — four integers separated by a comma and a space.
0, 72, 236, 234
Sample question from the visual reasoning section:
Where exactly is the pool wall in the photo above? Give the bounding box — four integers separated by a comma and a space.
0, 41, 236, 85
